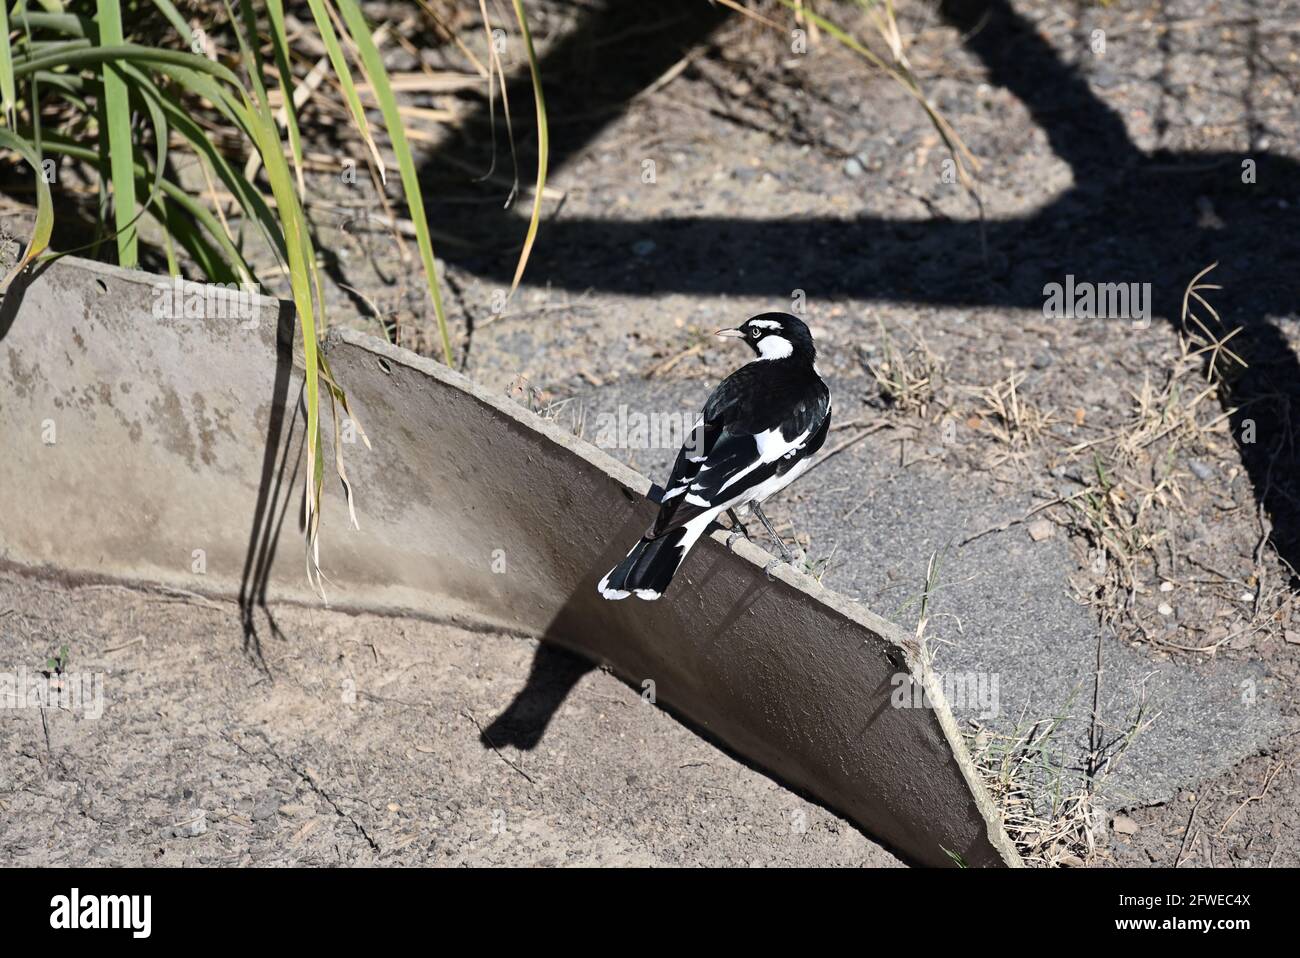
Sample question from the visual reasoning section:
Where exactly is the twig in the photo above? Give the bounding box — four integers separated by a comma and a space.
644, 342, 705, 380
804, 420, 892, 477
103, 636, 146, 654
1216, 758, 1287, 836
1174, 795, 1202, 867
959, 492, 1085, 547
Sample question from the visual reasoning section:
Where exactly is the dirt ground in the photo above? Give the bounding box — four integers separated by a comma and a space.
4, 0, 1300, 865
0, 570, 899, 866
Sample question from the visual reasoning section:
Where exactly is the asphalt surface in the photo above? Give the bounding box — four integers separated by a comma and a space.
576, 373, 1291, 809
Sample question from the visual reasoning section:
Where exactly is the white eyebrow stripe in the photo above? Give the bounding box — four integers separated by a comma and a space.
749, 319, 782, 329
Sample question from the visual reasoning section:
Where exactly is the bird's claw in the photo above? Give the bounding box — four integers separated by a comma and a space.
763, 559, 783, 580
726, 530, 745, 551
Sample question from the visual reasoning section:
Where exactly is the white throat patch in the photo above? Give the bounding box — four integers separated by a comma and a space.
756, 335, 793, 360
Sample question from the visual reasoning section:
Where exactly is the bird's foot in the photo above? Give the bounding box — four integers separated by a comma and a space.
764, 559, 783, 580
726, 529, 746, 552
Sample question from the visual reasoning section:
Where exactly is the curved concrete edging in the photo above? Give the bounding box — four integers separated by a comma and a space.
0, 254, 1020, 867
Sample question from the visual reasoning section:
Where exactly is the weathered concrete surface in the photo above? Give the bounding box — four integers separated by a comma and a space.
0, 255, 1018, 866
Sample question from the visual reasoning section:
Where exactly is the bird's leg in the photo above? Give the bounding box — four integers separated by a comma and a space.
750, 502, 796, 564
725, 508, 750, 551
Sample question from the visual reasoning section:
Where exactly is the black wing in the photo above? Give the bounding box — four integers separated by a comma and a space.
649, 364, 830, 537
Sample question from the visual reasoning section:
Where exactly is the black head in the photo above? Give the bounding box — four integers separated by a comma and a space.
715, 312, 816, 362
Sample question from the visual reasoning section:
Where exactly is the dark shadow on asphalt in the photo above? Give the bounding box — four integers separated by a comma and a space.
425, 0, 1300, 582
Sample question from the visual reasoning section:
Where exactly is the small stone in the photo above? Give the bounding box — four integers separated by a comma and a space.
1189, 460, 1214, 481
843, 157, 864, 177
1112, 814, 1140, 836
1285, 630, 1300, 646
1092, 67, 1120, 90
1027, 519, 1054, 542
1157, 602, 1174, 616
1159, 581, 1174, 593
252, 800, 278, 821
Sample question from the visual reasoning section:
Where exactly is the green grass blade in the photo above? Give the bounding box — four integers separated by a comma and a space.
22, 11, 96, 36
0, 2, 16, 127
264, 0, 307, 195
96, 0, 138, 266
231, 0, 328, 592
0, 129, 54, 292
40, 68, 169, 263
303, 0, 385, 183
40, 135, 252, 282
159, 196, 179, 276
143, 79, 288, 266
333, 0, 452, 364
13, 43, 241, 85
145, 0, 191, 41
41, 53, 287, 270
508, 0, 547, 298
153, 188, 231, 281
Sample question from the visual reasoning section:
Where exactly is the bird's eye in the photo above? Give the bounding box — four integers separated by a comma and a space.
749, 327, 760, 338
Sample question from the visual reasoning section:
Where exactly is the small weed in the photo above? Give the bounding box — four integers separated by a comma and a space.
44, 644, 69, 677
862, 319, 943, 415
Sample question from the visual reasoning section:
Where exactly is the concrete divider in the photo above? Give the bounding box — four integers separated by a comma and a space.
0, 254, 1020, 867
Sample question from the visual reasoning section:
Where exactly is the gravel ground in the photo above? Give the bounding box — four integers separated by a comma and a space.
0, 571, 900, 866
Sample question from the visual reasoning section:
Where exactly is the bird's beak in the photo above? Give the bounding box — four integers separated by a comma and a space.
715, 327, 745, 339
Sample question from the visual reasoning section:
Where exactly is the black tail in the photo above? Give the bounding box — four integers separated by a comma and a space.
597, 527, 692, 600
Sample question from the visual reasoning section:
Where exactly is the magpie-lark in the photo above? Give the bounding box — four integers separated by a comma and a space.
599, 312, 831, 600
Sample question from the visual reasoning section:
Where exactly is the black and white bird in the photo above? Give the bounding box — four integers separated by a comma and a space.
598, 312, 831, 600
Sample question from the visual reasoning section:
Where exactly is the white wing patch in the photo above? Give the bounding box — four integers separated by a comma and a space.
717, 423, 812, 494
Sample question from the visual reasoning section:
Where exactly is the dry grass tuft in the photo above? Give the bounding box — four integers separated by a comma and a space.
976, 370, 1059, 454
1037, 264, 1257, 635
967, 682, 1159, 867
862, 319, 944, 415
